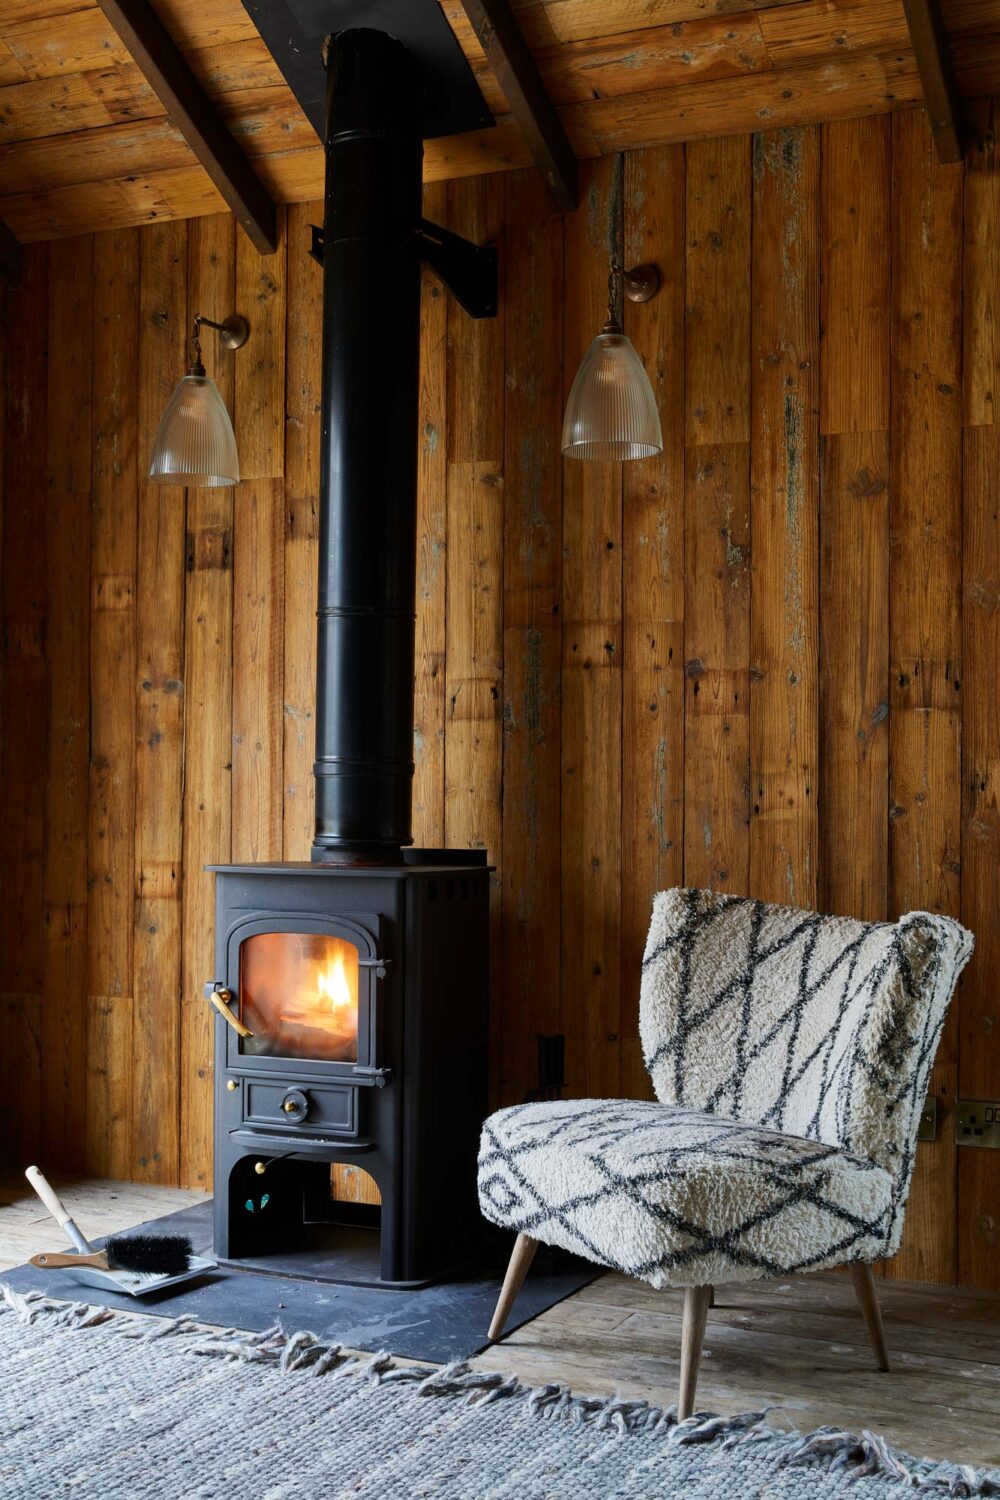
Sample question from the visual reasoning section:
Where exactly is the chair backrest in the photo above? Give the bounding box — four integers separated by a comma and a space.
639, 887, 973, 1253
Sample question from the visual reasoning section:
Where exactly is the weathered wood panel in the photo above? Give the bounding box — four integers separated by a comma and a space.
962, 102, 999, 429
1, 110, 998, 1290
232, 209, 285, 865
818, 115, 891, 925
1, 244, 47, 1046
87, 226, 138, 1178
501, 168, 562, 1104
621, 144, 685, 1098
132, 218, 187, 1184
179, 213, 235, 1189
959, 100, 1000, 1292
413, 180, 449, 852
42, 233, 93, 1171
820, 115, 891, 438
887, 108, 964, 1285
749, 125, 820, 911
561, 154, 623, 1101
0, 247, 47, 1168
282, 201, 320, 862
444, 174, 505, 1103
683, 136, 751, 895
819, 432, 890, 922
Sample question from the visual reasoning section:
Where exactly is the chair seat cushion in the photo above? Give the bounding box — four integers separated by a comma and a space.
478, 1099, 894, 1289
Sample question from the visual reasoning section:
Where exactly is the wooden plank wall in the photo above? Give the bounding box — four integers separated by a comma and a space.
1, 103, 998, 1288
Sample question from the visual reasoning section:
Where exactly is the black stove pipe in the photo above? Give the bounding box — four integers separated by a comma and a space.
312, 29, 423, 863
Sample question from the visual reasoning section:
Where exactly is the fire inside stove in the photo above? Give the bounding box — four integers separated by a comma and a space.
239, 932, 359, 1062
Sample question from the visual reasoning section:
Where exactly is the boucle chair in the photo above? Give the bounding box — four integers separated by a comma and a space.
479, 887, 973, 1418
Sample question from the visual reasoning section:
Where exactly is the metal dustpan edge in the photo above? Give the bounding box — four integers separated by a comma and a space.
54, 1252, 218, 1298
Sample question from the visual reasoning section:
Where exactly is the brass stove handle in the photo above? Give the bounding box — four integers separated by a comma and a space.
209, 987, 254, 1039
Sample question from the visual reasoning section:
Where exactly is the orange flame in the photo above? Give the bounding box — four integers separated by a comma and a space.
243, 933, 360, 1061
315, 949, 354, 1022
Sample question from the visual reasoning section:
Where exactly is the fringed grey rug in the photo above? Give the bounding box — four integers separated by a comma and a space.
2, 1286, 998, 1500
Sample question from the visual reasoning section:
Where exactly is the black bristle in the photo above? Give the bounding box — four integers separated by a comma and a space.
105, 1233, 193, 1277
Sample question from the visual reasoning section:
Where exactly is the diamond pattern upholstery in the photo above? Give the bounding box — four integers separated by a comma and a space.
478, 889, 973, 1288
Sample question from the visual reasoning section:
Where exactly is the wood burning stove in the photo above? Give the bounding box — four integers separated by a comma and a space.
208, 857, 489, 1285
206, 25, 496, 1287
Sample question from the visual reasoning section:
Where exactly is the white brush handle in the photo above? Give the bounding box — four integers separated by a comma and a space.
25, 1166, 71, 1225
25, 1166, 93, 1255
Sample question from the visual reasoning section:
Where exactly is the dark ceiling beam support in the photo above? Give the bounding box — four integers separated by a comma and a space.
95, 0, 278, 252
0, 217, 22, 289
456, 0, 577, 213
902, 0, 963, 163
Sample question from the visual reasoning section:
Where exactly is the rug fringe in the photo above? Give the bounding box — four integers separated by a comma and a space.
3, 1282, 998, 1495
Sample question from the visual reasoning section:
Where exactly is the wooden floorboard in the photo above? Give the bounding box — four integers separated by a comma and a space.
1, 1174, 998, 1467
0, 1168, 206, 1272
472, 1270, 1000, 1467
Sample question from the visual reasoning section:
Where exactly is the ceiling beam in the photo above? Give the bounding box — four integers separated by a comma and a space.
901, 0, 963, 163
94, 0, 278, 252
0, 216, 22, 288
456, 0, 577, 213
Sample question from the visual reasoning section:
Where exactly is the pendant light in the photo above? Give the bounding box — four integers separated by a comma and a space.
561, 156, 663, 463
148, 313, 249, 487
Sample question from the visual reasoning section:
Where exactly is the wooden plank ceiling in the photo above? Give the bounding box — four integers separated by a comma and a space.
0, 0, 997, 241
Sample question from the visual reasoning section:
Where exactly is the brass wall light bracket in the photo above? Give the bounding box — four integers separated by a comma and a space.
188, 312, 250, 374
198, 312, 250, 350
624, 263, 660, 304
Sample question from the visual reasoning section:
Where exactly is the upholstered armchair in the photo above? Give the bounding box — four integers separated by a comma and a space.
478, 887, 973, 1418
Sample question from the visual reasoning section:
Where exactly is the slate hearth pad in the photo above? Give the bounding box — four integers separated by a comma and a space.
2, 1198, 597, 1364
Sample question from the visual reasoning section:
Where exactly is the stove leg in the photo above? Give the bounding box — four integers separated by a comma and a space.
488, 1233, 538, 1342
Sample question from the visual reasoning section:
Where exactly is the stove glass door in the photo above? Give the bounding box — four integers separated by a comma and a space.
239, 931, 360, 1062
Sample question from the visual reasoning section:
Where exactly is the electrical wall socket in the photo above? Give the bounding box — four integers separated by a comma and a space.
955, 1100, 1000, 1149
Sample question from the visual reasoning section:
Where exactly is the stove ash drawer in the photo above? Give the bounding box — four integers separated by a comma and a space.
243, 1080, 358, 1136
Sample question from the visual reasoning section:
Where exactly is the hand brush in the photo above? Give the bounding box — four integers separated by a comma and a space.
30, 1233, 194, 1277
24, 1163, 211, 1295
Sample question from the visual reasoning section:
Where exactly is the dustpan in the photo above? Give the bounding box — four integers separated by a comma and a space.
36, 1251, 219, 1298
25, 1166, 217, 1298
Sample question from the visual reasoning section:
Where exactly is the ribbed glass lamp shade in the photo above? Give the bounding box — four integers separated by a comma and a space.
148, 373, 240, 486
561, 331, 663, 462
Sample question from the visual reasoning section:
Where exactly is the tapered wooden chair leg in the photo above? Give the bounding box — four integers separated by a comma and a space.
851, 1263, 890, 1371
488, 1233, 539, 1341
678, 1285, 712, 1420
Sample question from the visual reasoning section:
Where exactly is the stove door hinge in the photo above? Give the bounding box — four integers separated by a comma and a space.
351, 1065, 393, 1089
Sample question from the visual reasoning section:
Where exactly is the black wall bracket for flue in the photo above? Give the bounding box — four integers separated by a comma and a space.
309, 220, 497, 321
415, 220, 497, 319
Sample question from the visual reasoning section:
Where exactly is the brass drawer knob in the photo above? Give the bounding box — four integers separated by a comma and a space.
226, 1079, 238, 1092
280, 1088, 309, 1120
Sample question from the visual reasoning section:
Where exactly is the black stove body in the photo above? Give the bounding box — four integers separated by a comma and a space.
206, 25, 496, 1287
209, 857, 489, 1286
